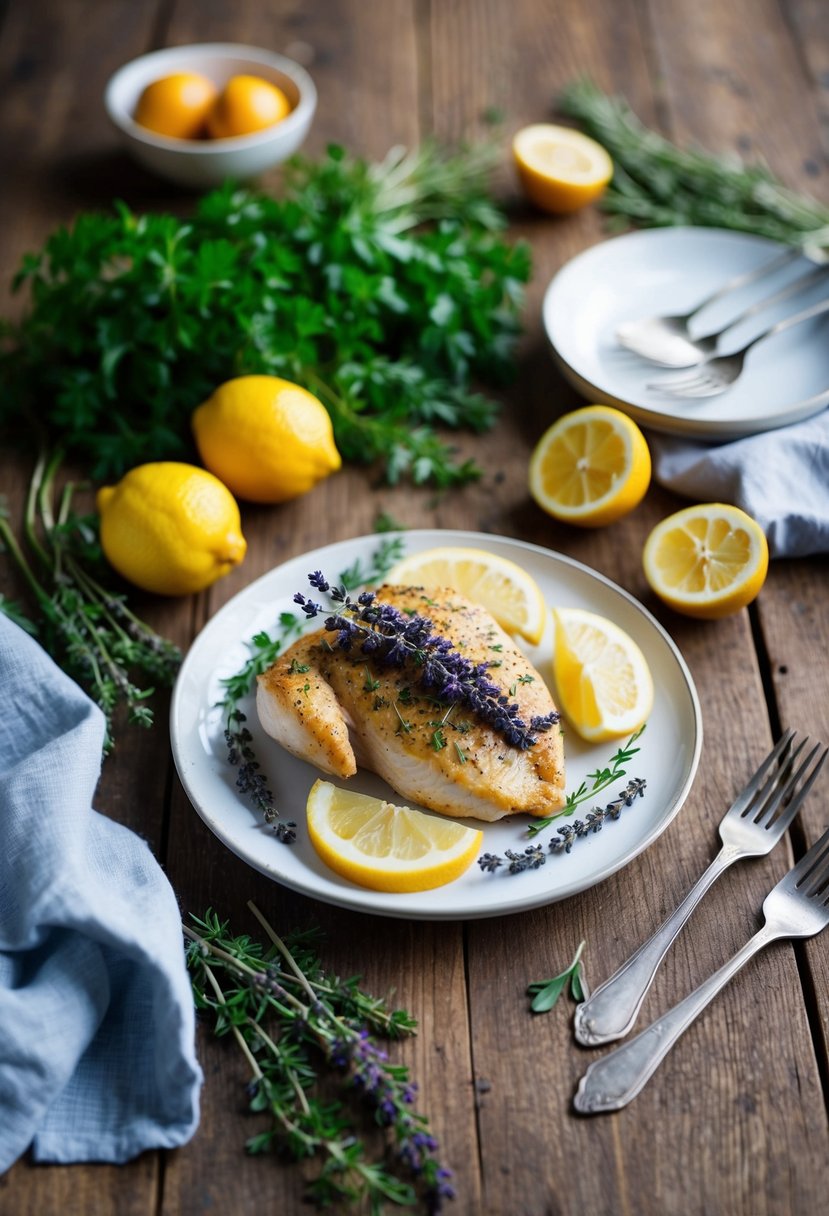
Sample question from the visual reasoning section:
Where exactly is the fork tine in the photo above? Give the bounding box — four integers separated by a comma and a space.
729, 728, 796, 818
748, 733, 808, 823
669, 380, 727, 399
758, 745, 828, 836
646, 372, 702, 391
792, 823, 829, 896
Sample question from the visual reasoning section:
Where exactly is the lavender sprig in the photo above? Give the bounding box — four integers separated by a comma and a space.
478, 778, 647, 876
185, 905, 454, 1213
219, 615, 304, 844
295, 572, 560, 751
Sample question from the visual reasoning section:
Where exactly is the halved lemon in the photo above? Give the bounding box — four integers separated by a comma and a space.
552, 608, 654, 743
529, 405, 651, 527
306, 781, 483, 893
386, 546, 547, 645
643, 503, 769, 619
513, 124, 613, 213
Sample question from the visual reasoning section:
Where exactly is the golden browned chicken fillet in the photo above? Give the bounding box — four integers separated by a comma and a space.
256, 585, 565, 822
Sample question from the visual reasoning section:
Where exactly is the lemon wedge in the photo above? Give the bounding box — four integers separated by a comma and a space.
643, 503, 769, 619
529, 405, 651, 527
386, 546, 547, 645
513, 124, 613, 213
552, 608, 653, 743
306, 781, 483, 893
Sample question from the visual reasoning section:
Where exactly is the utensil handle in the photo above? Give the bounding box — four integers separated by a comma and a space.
573, 925, 777, 1114
744, 295, 829, 352
721, 265, 829, 330
573, 845, 739, 1046
691, 247, 801, 316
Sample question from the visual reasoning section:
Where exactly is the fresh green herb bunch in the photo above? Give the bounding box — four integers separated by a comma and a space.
2, 143, 531, 487
0, 452, 180, 752
186, 905, 454, 1213
560, 80, 829, 253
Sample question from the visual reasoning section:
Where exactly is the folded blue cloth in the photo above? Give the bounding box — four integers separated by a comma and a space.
0, 614, 202, 1172
649, 408, 829, 558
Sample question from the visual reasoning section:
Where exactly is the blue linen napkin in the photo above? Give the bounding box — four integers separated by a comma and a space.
0, 614, 202, 1172
648, 408, 829, 558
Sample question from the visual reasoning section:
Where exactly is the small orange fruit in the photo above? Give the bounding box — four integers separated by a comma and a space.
134, 72, 219, 140
207, 75, 291, 139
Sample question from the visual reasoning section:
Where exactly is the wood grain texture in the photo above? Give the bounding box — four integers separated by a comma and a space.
1, 0, 828, 1212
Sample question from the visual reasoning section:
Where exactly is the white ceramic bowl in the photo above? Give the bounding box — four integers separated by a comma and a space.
104, 43, 317, 188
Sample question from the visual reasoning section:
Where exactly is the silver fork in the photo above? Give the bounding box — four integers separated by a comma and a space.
615, 246, 802, 365
573, 730, 826, 1047
574, 817, 829, 1114
647, 296, 829, 398
621, 265, 828, 368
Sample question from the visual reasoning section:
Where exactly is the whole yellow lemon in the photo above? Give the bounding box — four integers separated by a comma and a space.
96, 462, 247, 596
192, 375, 342, 504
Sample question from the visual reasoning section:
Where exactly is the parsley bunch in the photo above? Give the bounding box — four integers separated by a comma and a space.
2, 143, 530, 487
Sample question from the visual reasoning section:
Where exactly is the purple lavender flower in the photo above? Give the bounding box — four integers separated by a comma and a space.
297, 572, 560, 751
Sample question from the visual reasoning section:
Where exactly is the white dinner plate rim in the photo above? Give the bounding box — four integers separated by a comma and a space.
542, 226, 829, 439
170, 529, 703, 920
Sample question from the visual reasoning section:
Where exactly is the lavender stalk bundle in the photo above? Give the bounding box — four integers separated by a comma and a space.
294, 571, 560, 752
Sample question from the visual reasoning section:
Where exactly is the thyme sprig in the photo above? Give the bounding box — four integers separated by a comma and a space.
0, 451, 180, 752
294, 572, 560, 751
560, 80, 829, 254
339, 534, 406, 592
527, 725, 646, 837
185, 905, 453, 1213
218, 615, 304, 842
478, 777, 647, 876
527, 941, 587, 1014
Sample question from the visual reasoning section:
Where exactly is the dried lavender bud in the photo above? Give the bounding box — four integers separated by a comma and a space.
296, 573, 561, 752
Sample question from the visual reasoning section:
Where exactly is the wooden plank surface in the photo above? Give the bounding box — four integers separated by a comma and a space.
0, 0, 827, 1214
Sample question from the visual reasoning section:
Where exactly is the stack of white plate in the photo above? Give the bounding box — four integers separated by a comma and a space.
542, 227, 829, 440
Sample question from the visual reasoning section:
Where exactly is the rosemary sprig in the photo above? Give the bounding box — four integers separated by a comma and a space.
560, 80, 829, 254
527, 724, 646, 837
185, 905, 453, 1212
527, 941, 587, 1014
0, 451, 180, 752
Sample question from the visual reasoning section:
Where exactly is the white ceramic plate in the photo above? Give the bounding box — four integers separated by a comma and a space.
170, 530, 702, 920
543, 227, 829, 439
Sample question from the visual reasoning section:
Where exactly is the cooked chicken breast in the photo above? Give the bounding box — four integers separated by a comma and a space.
256, 585, 565, 822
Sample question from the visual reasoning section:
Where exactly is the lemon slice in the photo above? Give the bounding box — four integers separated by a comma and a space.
643, 503, 769, 619
529, 405, 651, 527
552, 608, 653, 742
513, 124, 613, 213
386, 546, 547, 645
306, 781, 483, 893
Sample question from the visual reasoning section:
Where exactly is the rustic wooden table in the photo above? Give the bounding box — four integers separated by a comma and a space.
1, 1, 828, 1213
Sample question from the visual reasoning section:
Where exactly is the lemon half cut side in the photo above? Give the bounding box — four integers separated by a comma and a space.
306, 781, 483, 893
529, 405, 651, 527
513, 124, 613, 213
643, 503, 769, 619
386, 545, 547, 645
